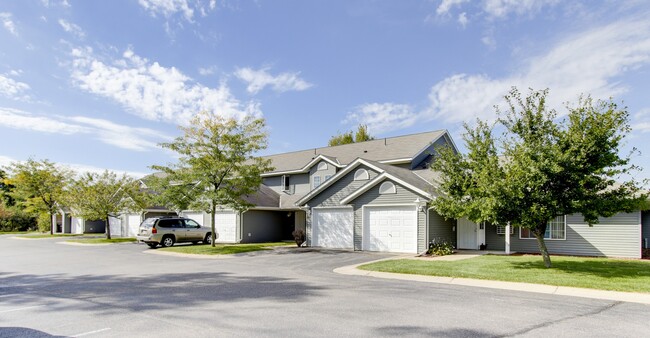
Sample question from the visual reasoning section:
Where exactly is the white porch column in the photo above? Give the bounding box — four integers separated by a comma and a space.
505, 222, 511, 255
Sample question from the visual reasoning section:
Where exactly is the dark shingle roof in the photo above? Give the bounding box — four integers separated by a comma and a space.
262, 130, 445, 174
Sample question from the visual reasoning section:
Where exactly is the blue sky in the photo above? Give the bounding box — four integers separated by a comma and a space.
1, 0, 650, 181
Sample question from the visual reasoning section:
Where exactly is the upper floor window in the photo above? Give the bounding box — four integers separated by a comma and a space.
354, 169, 369, 181
317, 162, 328, 171
520, 216, 566, 240
325, 175, 332, 181
282, 175, 290, 191
313, 176, 321, 189
378, 181, 396, 194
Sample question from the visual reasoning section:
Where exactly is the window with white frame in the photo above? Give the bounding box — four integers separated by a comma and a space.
354, 169, 369, 181
325, 175, 332, 181
317, 162, 328, 171
378, 181, 396, 194
519, 216, 566, 240
313, 176, 321, 189
282, 175, 290, 192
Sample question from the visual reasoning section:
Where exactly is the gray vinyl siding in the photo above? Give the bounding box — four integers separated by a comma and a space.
310, 161, 337, 190
641, 211, 650, 249
483, 212, 641, 258
263, 173, 310, 195
308, 165, 379, 207
411, 133, 450, 169
349, 179, 427, 252
428, 209, 456, 247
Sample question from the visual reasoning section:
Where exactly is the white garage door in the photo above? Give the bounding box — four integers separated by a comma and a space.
183, 212, 205, 226
109, 217, 122, 237
214, 212, 237, 243
363, 206, 418, 253
312, 208, 354, 249
71, 217, 84, 234
127, 215, 141, 237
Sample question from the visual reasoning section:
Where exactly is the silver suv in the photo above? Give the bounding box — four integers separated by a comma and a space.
136, 217, 212, 248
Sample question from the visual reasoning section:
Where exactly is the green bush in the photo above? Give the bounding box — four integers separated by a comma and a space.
427, 238, 454, 256
0, 206, 37, 232
37, 212, 52, 233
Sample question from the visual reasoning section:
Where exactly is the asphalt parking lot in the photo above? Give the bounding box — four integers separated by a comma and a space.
1, 235, 649, 337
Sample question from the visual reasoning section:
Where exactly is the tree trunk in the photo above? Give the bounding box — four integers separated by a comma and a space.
105, 216, 112, 240
49, 212, 54, 235
533, 224, 551, 268
211, 202, 216, 248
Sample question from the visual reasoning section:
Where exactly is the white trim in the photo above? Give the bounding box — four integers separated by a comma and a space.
340, 172, 432, 205
317, 162, 328, 171
261, 154, 343, 177
354, 168, 369, 181
296, 158, 385, 206
361, 204, 419, 253
378, 158, 412, 165
518, 215, 567, 240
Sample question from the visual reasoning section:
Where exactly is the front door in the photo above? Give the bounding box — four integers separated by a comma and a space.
457, 218, 478, 249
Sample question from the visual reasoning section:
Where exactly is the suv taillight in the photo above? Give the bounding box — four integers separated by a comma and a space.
152, 226, 157, 234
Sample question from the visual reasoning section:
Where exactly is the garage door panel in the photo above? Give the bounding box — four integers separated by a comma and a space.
127, 215, 141, 237
214, 212, 236, 243
312, 208, 353, 249
364, 206, 417, 253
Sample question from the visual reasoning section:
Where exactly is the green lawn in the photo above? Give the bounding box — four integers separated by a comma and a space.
160, 242, 290, 255
359, 255, 650, 293
67, 237, 137, 244
0, 231, 39, 235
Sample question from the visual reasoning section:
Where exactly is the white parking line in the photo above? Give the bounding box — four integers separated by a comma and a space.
71, 328, 111, 337
0, 305, 43, 314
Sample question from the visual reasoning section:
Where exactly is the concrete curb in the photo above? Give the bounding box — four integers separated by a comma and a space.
142, 249, 233, 259
334, 263, 650, 305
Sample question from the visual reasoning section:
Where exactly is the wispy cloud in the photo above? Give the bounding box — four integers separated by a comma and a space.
0, 72, 30, 101
0, 107, 168, 151
234, 67, 313, 94
198, 65, 217, 76
138, 0, 218, 22
0, 12, 17, 36
58, 19, 85, 39
344, 103, 416, 134
69, 47, 259, 124
435, 0, 558, 20
346, 17, 650, 133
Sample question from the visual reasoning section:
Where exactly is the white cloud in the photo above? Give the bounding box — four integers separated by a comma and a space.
457, 12, 469, 27
0, 155, 148, 178
58, 19, 85, 39
0, 12, 17, 36
234, 67, 313, 94
0, 107, 168, 151
344, 103, 417, 134
436, 0, 468, 16
138, 0, 195, 21
0, 73, 30, 101
198, 65, 217, 76
346, 18, 650, 133
70, 46, 259, 124
482, 0, 558, 19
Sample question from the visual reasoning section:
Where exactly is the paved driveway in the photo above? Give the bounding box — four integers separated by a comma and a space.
1, 235, 649, 337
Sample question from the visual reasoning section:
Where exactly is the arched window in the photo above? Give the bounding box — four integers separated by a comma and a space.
354, 169, 369, 181
317, 162, 328, 171
379, 181, 396, 194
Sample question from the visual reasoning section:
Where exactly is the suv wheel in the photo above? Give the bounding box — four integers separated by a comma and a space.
204, 233, 212, 245
161, 236, 175, 248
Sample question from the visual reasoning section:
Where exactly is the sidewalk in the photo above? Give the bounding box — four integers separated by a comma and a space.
334, 258, 650, 305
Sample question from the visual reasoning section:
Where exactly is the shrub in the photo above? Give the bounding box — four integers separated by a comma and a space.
292, 229, 306, 247
37, 212, 51, 233
0, 205, 37, 232
427, 237, 454, 256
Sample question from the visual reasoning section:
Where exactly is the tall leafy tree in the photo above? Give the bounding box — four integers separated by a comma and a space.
152, 112, 273, 247
431, 88, 647, 267
66, 171, 147, 239
0, 169, 15, 207
5, 159, 73, 234
328, 124, 374, 146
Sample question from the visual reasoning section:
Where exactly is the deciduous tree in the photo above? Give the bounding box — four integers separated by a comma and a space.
66, 171, 147, 239
328, 124, 374, 146
152, 112, 273, 247
431, 88, 647, 267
